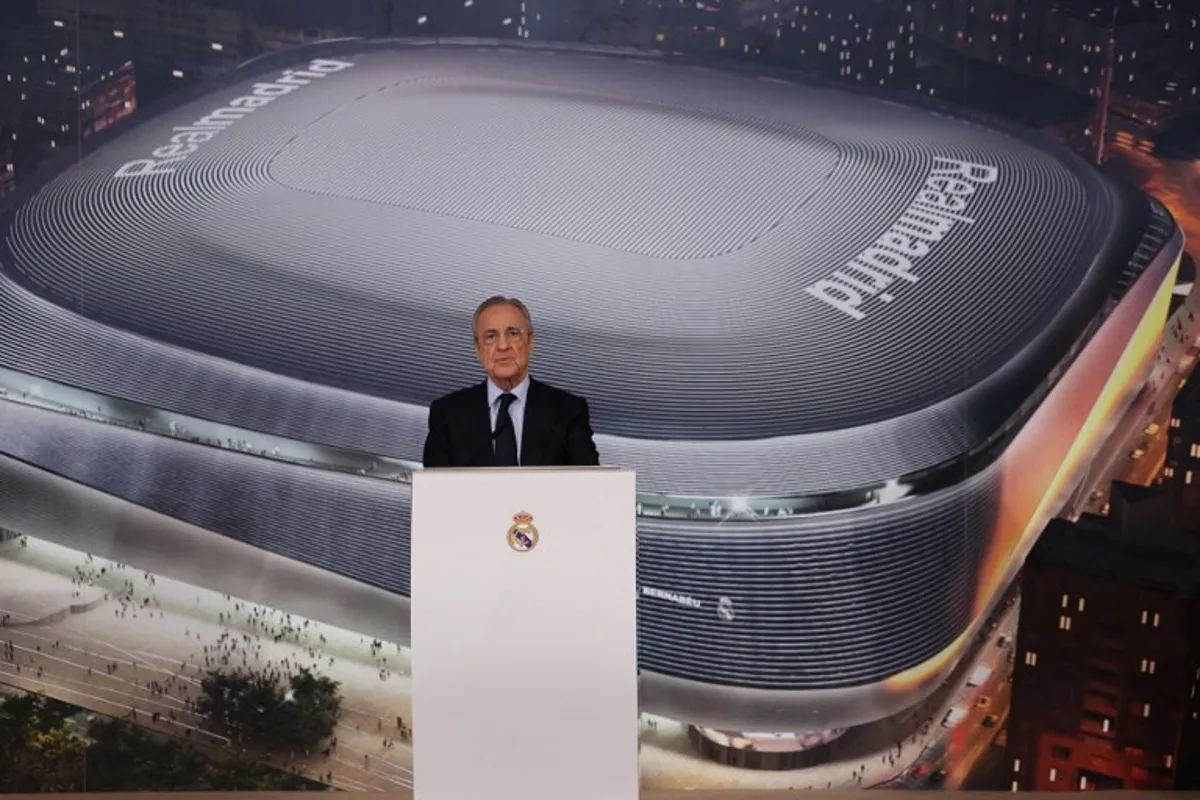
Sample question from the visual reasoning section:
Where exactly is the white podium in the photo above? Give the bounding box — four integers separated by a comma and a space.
410, 467, 639, 800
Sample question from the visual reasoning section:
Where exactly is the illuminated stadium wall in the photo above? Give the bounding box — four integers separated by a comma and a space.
0, 38, 1187, 741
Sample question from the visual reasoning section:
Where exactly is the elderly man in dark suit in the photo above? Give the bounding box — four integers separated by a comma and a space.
422, 296, 600, 468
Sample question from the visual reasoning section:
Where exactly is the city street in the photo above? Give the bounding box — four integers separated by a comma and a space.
1070, 282, 1200, 517
880, 599, 1019, 790
944, 655, 1013, 788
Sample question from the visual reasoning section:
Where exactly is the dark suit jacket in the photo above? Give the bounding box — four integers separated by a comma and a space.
422, 378, 600, 468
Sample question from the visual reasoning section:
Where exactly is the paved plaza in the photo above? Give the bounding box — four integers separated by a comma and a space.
0, 535, 1015, 791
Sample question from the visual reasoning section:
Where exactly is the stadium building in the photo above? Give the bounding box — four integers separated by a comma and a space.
0, 39, 1184, 747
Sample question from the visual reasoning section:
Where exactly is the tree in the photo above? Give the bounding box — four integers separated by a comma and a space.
0, 695, 87, 792
279, 667, 342, 748
1, 692, 325, 791
198, 666, 342, 750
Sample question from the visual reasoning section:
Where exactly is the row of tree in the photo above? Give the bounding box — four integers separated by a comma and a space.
197, 665, 343, 751
0, 679, 336, 792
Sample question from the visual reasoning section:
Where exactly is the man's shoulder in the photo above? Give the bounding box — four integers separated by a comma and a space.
430, 382, 485, 413
531, 378, 588, 411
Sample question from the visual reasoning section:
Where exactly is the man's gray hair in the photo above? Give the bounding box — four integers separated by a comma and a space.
473, 295, 534, 337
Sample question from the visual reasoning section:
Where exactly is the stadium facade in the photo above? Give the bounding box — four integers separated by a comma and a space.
0, 40, 1184, 734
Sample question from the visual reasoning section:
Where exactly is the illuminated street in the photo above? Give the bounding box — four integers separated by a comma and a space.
944, 646, 1014, 788
877, 598, 1018, 790
1071, 282, 1200, 517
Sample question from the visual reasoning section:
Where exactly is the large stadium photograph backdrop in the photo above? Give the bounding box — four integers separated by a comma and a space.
0, 0, 1197, 792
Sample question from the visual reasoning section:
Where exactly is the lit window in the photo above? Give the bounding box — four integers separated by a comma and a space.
1059, 615, 1072, 631
1144, 703, 1151, 717
1081, 776, 1089, 789
1102, 718, 1110, 733
1167, 754, 1174, 768
1062, 594, 1070, 608
1013, 759, 1021, 772
1078, 597, 1086, 612
1141, 658, 1149, 672
1142, 609, 1149, 624
1011, 781, 1019, 792
172, 70, 184, 78
1154, 612, 1161, 627
1149, 660, 1156, 674
211, 42, 223, 51
1049, 768, 1058, 781
1024, 651, 1038, 666
113, 29, 124, 38
52, 19, 64, 27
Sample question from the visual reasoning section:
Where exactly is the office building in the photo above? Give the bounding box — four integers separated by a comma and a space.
35, 0, 251, 67
729, 0, 915, 88
1007, 490, 1200, 790
0, 28, 136, 183
909, 0, 1200, 157
0, 141, 15, 199
1164, 372, 1200, 533
392, 0, 525, 39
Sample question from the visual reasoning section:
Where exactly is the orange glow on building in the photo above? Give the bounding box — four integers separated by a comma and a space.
975, 255, 1179, 615
884, 255, 1180, 695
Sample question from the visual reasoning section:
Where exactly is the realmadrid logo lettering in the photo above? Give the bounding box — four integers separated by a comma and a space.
507, 511, 540, 552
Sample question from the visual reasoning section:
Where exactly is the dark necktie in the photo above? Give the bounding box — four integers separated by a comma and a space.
493, 392, 519, 467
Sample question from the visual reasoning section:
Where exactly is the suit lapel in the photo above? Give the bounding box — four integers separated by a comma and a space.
468, 382, 495, 466
520, 378, 550, 467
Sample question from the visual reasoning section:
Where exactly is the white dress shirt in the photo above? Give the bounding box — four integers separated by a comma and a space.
487, 375, 530, 463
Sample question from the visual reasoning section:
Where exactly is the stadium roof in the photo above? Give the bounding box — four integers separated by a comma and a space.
0, 39, 1168, 495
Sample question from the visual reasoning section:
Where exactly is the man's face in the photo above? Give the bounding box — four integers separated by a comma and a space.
474, 303, 534, 387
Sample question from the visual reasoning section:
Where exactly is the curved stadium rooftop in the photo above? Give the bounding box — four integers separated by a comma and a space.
0, 38, 1152, 500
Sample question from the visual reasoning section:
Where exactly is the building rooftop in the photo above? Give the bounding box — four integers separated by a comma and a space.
1034, 493, 1200, 593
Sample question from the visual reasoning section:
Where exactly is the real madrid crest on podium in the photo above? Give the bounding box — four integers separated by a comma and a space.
507, 511, 539, 552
